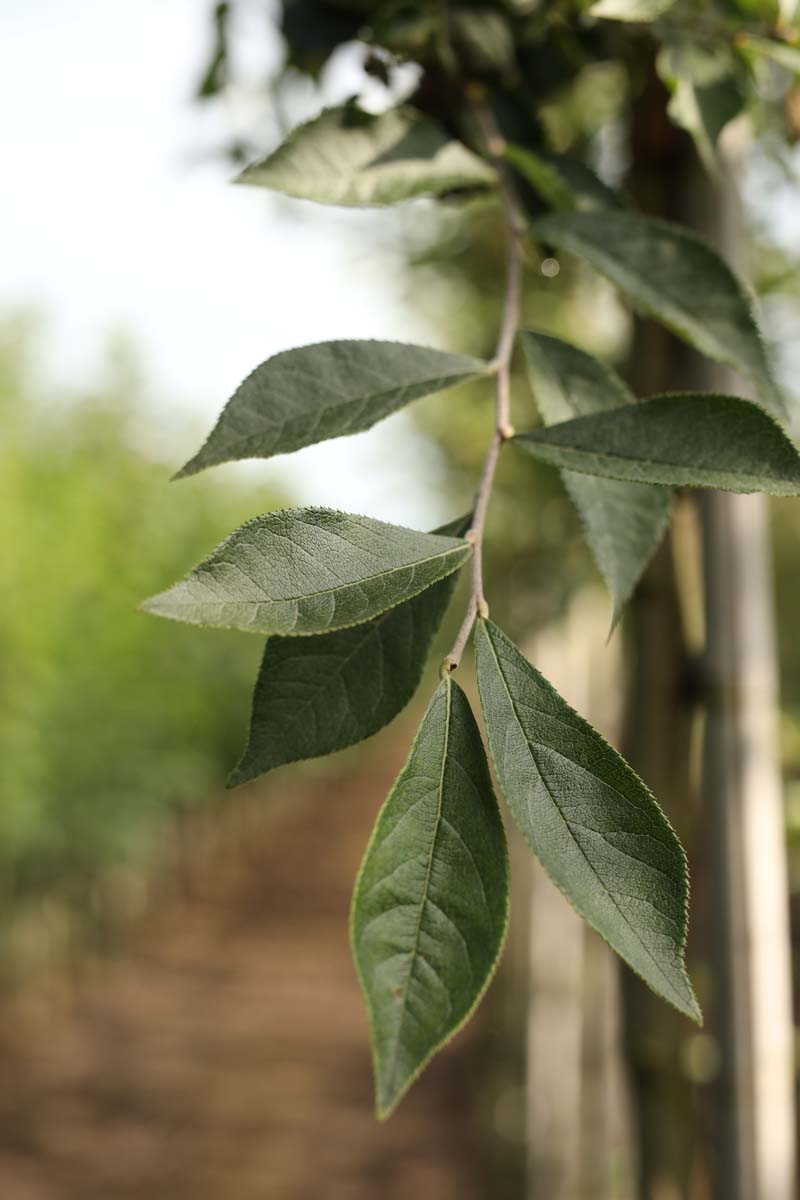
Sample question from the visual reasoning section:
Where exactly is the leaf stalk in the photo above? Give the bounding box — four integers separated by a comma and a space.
444, 105, 523, 673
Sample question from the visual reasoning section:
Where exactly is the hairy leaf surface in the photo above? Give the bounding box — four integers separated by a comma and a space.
229, 516, 471, 782
177, 342, 487, 477
237, 105, 496, 207
141, 509, 471, 635
514, 393, 800, 494
351, 677, 509, 1117
533, 211, 782, 415
475, 619, 699, 1020
521, 331, 672, 623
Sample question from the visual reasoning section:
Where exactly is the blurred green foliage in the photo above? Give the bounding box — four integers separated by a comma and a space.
0, 317, 285, 955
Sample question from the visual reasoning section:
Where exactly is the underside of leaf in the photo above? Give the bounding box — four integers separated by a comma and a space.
236, 104, 496, 207
140, 508, 471, 636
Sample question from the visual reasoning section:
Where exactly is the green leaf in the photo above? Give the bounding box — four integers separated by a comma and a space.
520, 331, 672, 625
351, 676, 509, 1118
176, 342, 487, 478
666, 75, 742, 174
590, 0, 677, 21
475, 619, 699, 1021
548, 156, 624, 212
506, 145, 576, 213
532, 210, 782, 417
229, 515, 471, 783
237, 104, 497, 207
140, 508, 471, 635
506, 144, 622, 213
657, 39, 743, 174
514, 392, 800, 495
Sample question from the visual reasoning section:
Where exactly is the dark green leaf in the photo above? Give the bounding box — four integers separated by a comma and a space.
507, 145, 622, 213
514, 393, 800, 494
532, 210, 782, 416
520, 331, 672, 624
280, 0, 365, 75
141, 508, 471, 635
667, 75, 742, 174
176, 342, 487, 478
506, 145, 576, 212
475, 619, 699, 1020
658, 39, 743, 173
548, 156, 624, 212
229, 515, 471, 783
351, 676, 509, 1118
237, 105, 497, 207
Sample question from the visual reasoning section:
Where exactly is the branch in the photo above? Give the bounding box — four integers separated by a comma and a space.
444, 103, 524, 674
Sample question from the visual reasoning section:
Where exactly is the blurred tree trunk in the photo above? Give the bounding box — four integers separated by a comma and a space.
695, 133, 796, 1200
621, 64, 795, 1200
620, 62, 702, 1199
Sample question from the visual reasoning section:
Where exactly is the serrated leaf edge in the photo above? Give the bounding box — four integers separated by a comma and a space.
175, 340, 489, 479
513, 391, 800, 494
234, 104, 497, 207
227, 513, 472, 784
140, 507, 472, 636
476, 619, 701, 1023
350, 676, 511, 1119
531, 213, 783, 417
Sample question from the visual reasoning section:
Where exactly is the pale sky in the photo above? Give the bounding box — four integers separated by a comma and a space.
0, 0, 444, 523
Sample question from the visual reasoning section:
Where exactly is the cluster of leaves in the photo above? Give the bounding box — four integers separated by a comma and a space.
160, 1, 800, 1115
198, 1, 800, 172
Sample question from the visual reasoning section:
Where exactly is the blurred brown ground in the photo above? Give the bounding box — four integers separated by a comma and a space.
0, 757, 520, 1200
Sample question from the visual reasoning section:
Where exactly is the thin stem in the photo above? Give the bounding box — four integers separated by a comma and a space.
444, 104, 523, 674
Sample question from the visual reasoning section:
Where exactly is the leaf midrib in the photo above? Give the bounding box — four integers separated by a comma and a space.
164, 544, 469, 610
523, 434, 791, 487
383, 680, 451, 1095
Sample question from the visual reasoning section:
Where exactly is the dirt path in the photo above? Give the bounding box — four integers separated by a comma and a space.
0, 761, 517, 1200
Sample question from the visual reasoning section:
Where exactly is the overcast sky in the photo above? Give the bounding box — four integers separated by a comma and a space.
1, 0, 444, 522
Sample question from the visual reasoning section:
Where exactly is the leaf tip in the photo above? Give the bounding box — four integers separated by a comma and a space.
374, 1086, 399, 1122
171, 459, 199, 482
231, 165, 254, 187
138, 589, 176, 621
225, 749, 264, 788
682, 978, 703, 1026
606, 605, 623, 642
